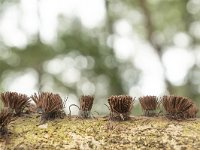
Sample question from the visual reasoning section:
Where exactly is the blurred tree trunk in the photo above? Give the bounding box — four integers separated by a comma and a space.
35, 0, 42, 91
36, 66, 43, 91
105, 0, 114, 37
139, 0, 174, 94
104, 0, 124, 94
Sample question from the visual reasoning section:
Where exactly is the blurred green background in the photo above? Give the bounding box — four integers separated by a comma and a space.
0, 0, 200, 115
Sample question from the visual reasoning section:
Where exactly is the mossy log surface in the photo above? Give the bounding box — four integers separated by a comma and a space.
1, 115, 200, 149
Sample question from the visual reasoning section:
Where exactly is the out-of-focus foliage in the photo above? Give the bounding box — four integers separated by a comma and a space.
0, 0, 200, 113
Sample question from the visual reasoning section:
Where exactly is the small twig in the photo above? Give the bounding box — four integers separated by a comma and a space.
62, 97, 68, 108
90, 111, 100, 119
93, 111, 99, 116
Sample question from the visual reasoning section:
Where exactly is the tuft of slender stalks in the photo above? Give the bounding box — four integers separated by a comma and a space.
0, 92, 30, 116
31, 92, 65, 124
108, 95, 134, 121
0, 108, 13, 142
161, 95, 198, 120
139, 96, 159, 117
31, 92, 47, 113
79, 95, 94, 118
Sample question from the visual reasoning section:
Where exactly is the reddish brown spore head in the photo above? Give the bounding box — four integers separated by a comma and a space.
108, 95, 134, 121
31, 92, 64, 124
0, 92, 30, 116
80, 95, 94, 111
139, 96, 158, 111
161, 95, 198, 119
